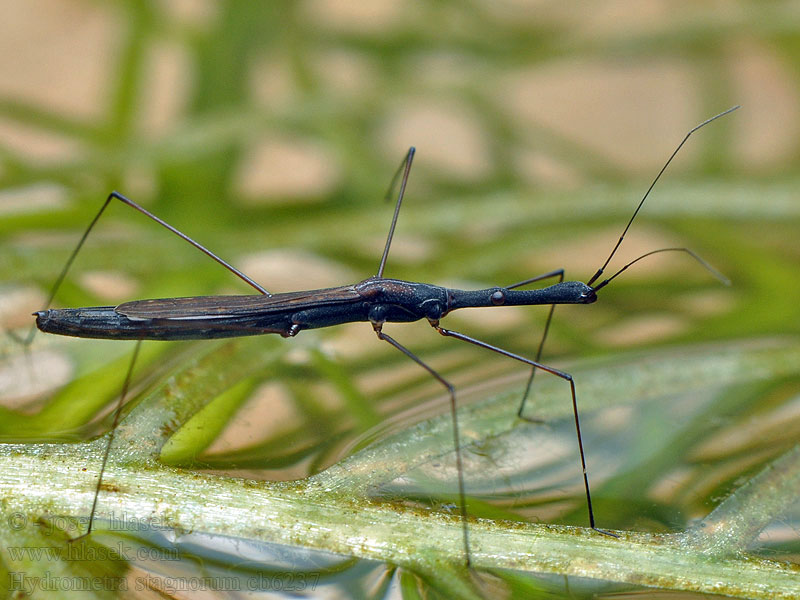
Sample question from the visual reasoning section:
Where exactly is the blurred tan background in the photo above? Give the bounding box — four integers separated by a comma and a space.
2, 0, 800, 443
0, 1, 799, 595
1, 0, 799, 439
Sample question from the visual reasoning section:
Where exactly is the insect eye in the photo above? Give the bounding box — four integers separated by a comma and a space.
490, 290, 505, 305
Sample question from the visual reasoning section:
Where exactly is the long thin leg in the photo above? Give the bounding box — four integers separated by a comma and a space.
377, 148, 415, 278
431, 323, 605, 533
507, 269, 565, 420
107, 193, 270, 295
71, 339, 142, 541
372, 323, 472, 567
12, 194, 116, 346
15, 191, 269, 346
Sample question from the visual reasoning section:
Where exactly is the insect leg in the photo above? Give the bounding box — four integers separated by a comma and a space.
372, 323, 472, 567
507, 269, 565, 421
16, 191, 270, 346
104, 193, 270, 295
432, 323, 612, 535
377, 148, 415, 278
71, 339, 142, 541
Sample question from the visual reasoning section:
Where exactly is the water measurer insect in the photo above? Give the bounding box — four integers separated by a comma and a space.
31, 106, 738, 567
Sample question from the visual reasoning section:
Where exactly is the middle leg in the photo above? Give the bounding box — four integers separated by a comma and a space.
372, 322, 473, 567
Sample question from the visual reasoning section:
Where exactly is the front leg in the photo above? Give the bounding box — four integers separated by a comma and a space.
430, 321, 609, 535
507, 268, 565, 421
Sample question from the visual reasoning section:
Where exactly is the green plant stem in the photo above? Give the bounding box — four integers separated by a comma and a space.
2, 339, 799, 599
0, 441, 798, 599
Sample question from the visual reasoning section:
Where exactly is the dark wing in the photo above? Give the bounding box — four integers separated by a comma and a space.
116, 285, 361, 320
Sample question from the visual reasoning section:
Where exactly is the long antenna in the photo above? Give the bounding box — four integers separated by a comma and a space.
586, 105, 740, 287
377, 147, 415, 278
591, 247, 730, 292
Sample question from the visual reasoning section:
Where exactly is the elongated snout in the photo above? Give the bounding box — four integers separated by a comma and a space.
448, 280, 597, 311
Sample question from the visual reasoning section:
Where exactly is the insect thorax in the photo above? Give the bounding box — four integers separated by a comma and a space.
355, 277, 450, 324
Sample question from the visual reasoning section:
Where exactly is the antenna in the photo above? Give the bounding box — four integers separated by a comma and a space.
586, 105, 740, 287
591, 247, 730, 292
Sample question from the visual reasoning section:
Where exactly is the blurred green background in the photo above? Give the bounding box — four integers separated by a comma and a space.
0, 1, 798, 597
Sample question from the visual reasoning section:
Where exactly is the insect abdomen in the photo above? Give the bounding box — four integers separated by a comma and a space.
34, 307, 292, 340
